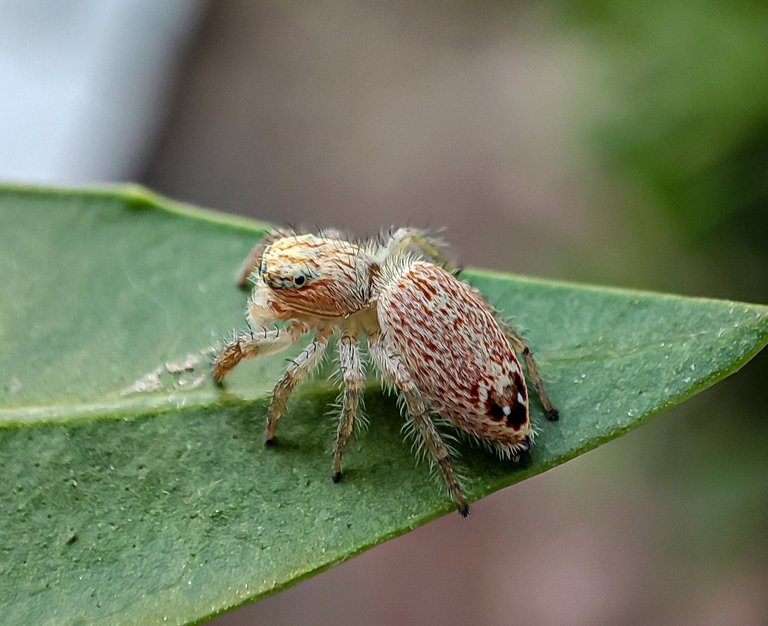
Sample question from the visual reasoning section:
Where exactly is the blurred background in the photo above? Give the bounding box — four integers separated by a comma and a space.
2, 0, 766, 623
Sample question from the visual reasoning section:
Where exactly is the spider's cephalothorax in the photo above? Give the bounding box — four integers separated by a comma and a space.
213, 228, 558, 516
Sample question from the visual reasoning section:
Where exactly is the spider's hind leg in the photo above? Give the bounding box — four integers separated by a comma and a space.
462, 283, 560, 422
369, 337, 469, 517
502, 323, 559, 421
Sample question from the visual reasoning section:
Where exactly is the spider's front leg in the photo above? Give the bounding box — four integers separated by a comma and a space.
369, 337, 469, 517
264, 328, 331, 444
212, 321, 305, 383
235, 231, 284, 288
332, 331, 365, 482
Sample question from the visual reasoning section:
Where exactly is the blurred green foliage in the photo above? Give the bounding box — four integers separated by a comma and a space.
553, 0, 768, 578
562, 0, 768, 301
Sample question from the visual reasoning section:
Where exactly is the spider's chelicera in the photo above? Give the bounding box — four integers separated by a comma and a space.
213, 228, 558, 516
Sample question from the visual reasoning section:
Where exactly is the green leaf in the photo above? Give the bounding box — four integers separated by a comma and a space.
1, 185, 766, 625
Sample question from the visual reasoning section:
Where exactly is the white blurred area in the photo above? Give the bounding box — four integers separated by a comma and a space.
0, 0, 205, 183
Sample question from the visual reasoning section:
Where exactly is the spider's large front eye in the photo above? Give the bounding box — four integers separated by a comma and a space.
293, 274, 308, 287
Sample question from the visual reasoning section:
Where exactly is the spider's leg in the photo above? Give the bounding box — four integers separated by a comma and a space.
265, 329, 330, 443
369, 337, 469, 517
235, 231, 284, 288
332, 332, 365, 481
502, 322, 559, 421
212, 321, 305, 382
380, 227, 458, 271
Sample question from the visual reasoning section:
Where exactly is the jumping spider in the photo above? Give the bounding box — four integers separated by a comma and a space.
212, 228, 558, 516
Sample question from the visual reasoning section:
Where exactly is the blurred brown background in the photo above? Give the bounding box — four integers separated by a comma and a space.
4, 0, 767, 624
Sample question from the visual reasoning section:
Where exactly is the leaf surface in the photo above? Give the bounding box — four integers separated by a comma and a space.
1, 186, 766, 625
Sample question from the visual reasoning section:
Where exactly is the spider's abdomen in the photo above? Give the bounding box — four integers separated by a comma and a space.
376, 261, 532, 452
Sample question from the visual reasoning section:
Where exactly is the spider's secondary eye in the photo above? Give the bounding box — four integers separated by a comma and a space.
294, 274, 307, 287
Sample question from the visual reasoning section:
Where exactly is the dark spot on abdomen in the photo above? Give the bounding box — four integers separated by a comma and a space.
514, 373, 527, 401
505, 401, 527, 430
486, 399, 527, 430
488, 402, 505, 422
